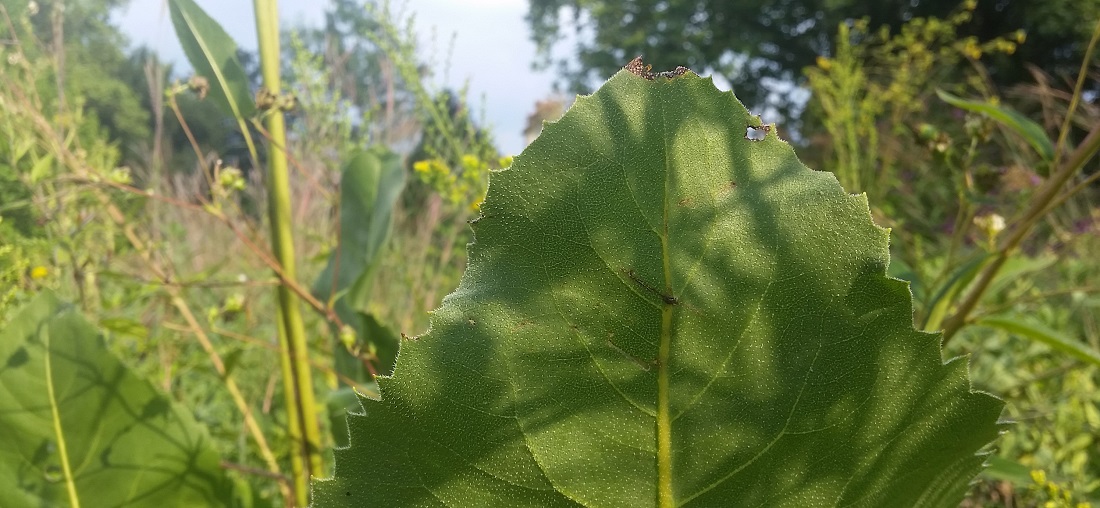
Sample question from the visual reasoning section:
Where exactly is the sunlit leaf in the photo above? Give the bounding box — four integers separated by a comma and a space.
98, 316, 149, 340
315, 68, 1003, 507
979, 456, 1034, 487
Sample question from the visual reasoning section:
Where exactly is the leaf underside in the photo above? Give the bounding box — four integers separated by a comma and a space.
314, 69, 1004, 507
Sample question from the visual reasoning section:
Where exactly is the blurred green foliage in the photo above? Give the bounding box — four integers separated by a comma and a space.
798, 4, 1100, 504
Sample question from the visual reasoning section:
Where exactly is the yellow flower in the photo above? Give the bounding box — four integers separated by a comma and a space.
816, 56, 832, 70
1031, 469, 1047, 486
460, 154, 481, 171
30, 266, 48, 279
961, 39, 982, 60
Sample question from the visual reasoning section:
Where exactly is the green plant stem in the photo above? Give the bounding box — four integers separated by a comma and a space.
1052, 18, 1100, 169
941, 121, 1100, 343
940, 18, 1100, 345
1043, 169, 1100, 216
254, 0, 323, 504
10, 46, 293, 498
100, 193, 291, 501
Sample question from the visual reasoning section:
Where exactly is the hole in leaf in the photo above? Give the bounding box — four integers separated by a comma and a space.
745, 125, 768, 141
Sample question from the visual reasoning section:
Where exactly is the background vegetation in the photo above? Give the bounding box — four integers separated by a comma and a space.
0, 0, 1097, 505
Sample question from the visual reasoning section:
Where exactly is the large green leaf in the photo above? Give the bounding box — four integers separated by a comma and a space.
313, 147, 407, 380
314, 68, 1004, 507
168, 0, 256, 119
0, 293, 243, 507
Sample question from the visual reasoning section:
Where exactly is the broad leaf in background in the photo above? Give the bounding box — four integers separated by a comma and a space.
169, 0, 257, 119
313, 147, 406, 380
314, 67, 1004, 507
922, 254, 990, 331
937, 89, 1055, 171
0, 293, 248, 507
979, 314, 1100, 369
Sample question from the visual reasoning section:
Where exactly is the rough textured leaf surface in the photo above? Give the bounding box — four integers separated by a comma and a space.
314, 69, 1003, 507
0, 293, 240, 507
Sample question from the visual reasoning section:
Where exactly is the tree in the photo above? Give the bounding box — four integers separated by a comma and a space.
526, 0, 1100, 115
1, 0, 151, 153
288, 0, 416, 136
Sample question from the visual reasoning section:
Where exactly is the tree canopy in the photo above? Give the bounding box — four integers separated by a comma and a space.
526, 0, 1100, 114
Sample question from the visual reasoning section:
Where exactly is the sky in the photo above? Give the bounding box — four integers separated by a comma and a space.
114, 0, 559, 155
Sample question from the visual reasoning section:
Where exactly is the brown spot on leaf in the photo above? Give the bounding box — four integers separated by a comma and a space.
625, 56, 653, 79
624, 56, 690, 80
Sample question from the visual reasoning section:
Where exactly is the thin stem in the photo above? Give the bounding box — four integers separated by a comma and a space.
940, 20, 1100, 343
971, 286, 1100, 320
7, 56, 291, 500
100, 195, 291, 500
1042, 164, 1100, 216
44, 328, 81, 508
1052, 18, 1100, 169
64, 173, 346, 330
221, 461, 291, 482
942, 121, 1100, 343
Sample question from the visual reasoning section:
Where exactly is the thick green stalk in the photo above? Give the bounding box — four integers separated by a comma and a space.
253, 0, 323, 504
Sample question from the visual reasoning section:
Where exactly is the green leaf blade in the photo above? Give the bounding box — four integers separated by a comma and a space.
0, 293, 241, 508
978, 314, 1100, 368
313, 147, 406, 307
313, 147, 407, 381
168, 0, 256, 119
936, 89, 1055, 164
316, 71, 1003, 507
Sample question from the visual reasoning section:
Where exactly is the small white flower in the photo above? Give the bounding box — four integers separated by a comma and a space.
987, 214, 1005, 234
973, 213, 1006, 241
27, 1, 39, 16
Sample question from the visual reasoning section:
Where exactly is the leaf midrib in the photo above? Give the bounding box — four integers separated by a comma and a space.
656, 94, 674, 508
178, 7, 245, 120
44, 321, 81, 508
